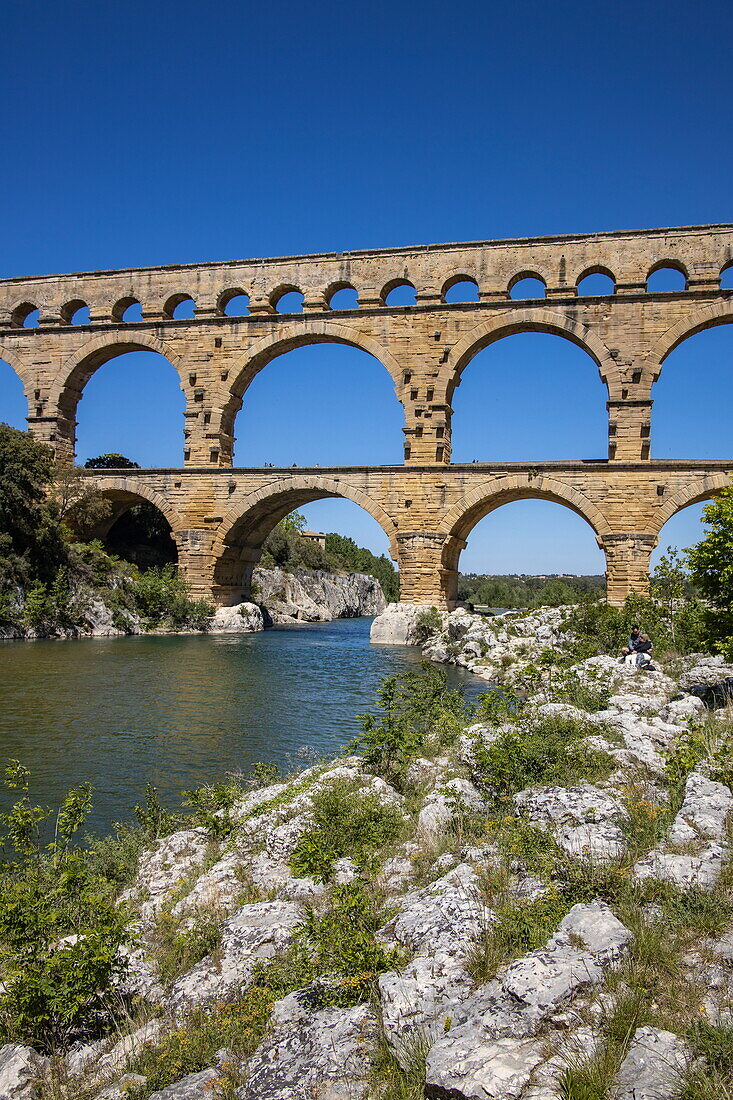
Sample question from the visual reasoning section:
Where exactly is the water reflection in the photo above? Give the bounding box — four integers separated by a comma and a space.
0, 619, 484, 833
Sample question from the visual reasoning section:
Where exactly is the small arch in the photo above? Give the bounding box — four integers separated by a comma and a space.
326, 283, 359, 310
381, 280, 417, 307
646, 262, 687, 293
442, 275, 480, 304
720, 262, 733, 290
11, 302, 39, 329
112, 297, 143, 323
62, 299, 91, 325
219, 289, 251, 317
576, 267, 616, 296
508, 272, 546, 300
270, 285, 304, 314
163, 293, 196, 320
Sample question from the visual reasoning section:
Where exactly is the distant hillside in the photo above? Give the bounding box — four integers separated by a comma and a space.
457, 573, 605, 608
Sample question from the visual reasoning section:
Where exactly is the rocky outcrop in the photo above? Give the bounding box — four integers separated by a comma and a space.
370, 602, 436, 645
209, 602, 264, 634
254, 566, 386, 624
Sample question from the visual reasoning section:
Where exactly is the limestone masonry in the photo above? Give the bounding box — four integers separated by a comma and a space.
1, 223, 731, 606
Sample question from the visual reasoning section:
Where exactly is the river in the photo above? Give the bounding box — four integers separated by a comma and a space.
0, 618, 486, 834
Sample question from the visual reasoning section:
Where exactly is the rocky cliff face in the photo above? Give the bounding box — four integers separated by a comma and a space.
254, 566, 386, 625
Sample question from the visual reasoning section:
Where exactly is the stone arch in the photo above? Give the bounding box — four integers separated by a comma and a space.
211, 475, 398, 601
653, 472, 733, 534
650, 302, 733, 370
0, 344, 35, 396
49, 332, 186, 410
83, 475, 186, 536
220, 321, 405, 442
441, 272, 480, 301
440, 309, 618, 402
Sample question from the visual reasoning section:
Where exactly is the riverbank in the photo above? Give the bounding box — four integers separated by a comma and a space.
3, 616, 733, 1098
0, 566, 385, 641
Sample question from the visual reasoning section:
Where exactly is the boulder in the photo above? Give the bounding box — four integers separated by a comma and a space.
514, 783, 628, 861
370, 602, 438, 645
149, 1069, 219, 1099
0, 1045, 48, 1100
237, 999, 378, 1099
208, 603, 264, 634
610, 1026, 690, 1099
120, 828, 211, 922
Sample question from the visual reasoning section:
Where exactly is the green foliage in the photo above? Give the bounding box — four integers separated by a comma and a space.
259, 525, 399, 602
289, 779, 403, 881
470, 712, 613, 807
133, 783, 180, 842
0, 764, 127, 1051
84, 454, 140, 469
664, 718, 733, 801
0, 424, 65, 592
154, 911, 222, 983
183, 779, 247, 839
352, 666, 468, 787
278, 510, 307, 533
566, 589, 707, 660
415, 606, 442, 642
127, 564, 213, 629
469, 888, 571, 981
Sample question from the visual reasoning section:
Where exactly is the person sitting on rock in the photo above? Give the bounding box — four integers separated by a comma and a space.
621, 625, 643, 659
634, 633, 655, 670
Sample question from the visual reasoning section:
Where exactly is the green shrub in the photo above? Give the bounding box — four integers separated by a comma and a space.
353, 667, 468, 787
183, 779, 247, 839
471, 712, 613, 807
289, 779, 403, 881
127, 564, 213, 630
155, 911, 222, 983
415, 606, 442, 642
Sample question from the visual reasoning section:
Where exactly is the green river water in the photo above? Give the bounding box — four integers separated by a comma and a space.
0, 617, 484, 833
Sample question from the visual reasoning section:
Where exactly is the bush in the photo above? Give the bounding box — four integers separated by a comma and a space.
127, 565, 213, 629
352, 666, 469, 787
289, 779, 403, 881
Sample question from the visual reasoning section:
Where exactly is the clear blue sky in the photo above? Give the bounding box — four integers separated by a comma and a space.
1, 0, 731, 574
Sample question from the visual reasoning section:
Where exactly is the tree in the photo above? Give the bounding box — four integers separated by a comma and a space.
84, 453, 140, 469
687, 488, 733, 651
0, 424, 65, 584
47, 462, 111, 536
650, 549, 689, 648
278, 510, 307, 533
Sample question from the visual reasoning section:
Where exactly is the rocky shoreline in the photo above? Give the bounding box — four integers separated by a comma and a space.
4, 608, 733, 1098
1, 567, 385, 642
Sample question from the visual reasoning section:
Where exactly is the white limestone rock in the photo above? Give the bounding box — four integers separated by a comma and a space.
370, 602, 439, 645
379, 952, 473, 1067
237, 999, 378, 1099
0, 1045, 48, 1100
679, 655, 733, 689
514, 782, 628, 862
378, 862, 493, 957
255, 566, 386, 624
120, 829, 212, 922
610, 1026, 691, 1099
208, 602, 264, 634
549, 901, 633, 965
165, 900, 304, 1010
668, 771, 733, 845
149, 1069, 219, 1099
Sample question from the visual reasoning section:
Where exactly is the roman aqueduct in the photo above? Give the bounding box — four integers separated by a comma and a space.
1, 222, 731, 608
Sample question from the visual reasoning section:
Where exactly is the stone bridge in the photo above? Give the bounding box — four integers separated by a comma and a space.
1, 223, 732, 607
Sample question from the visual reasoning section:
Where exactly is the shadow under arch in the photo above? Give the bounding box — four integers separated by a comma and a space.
438, 476, 611, 603
212, 475, 398, 603
440, 309, 617, 403
219, 321, 405, 443
83, 476, 186, 537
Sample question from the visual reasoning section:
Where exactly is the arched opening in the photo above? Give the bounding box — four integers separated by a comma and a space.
443, 277, 480, 304
272, 287, 304, 314
232, 342, 404, 465
721, 263, 733, 290
328, 285, 359, 310
93, 491, 179, 569
646, 264, 687, 292
448, 496, 605, 607
382, 280, 417, 307
213, 482, 396, 604
653, 323, 733, 458
651, 502, 707, 569
12, 303, 39, 329
163, 294, 196, 320
73, 350, 186, 467
219, 290, 251, 317
450, 331, 607, 462
576, 269, 615, 296
0, 359, 28, 430
113, 298, 143, 323
509, 274, 546, 300
62, 300, 91, 325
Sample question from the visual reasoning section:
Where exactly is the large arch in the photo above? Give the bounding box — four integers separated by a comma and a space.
0, 354, 30, 429
441, 309, 618, 403
219, 321, 405, 444
211, 475, 398, 602
651, 303, 733, 368
652, 472, 733, 535
84, 476, 186, 535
